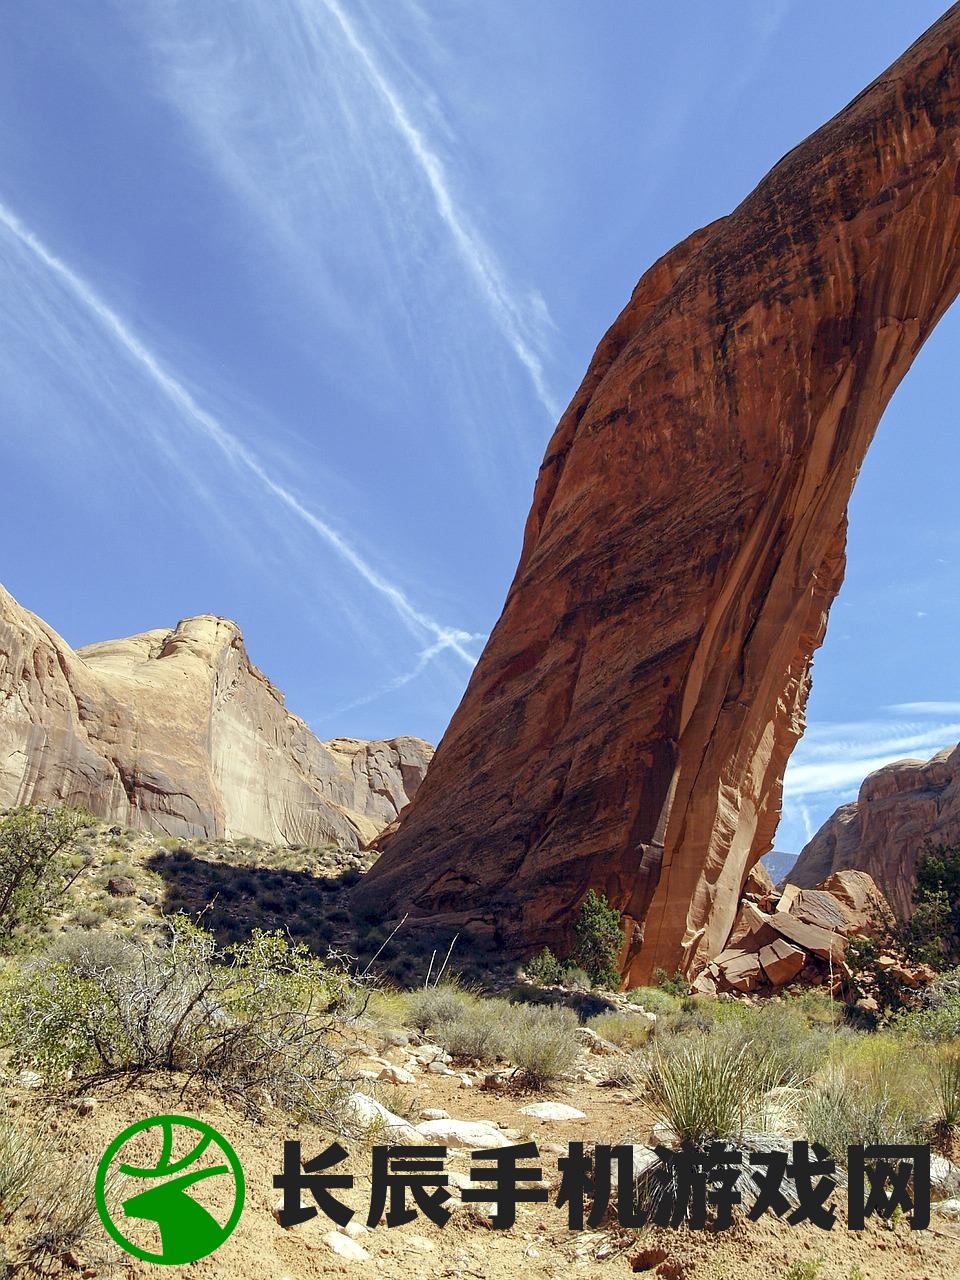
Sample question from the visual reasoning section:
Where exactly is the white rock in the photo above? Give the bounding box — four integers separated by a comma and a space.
341, 1221, 370, 1238
427, 1061, 455, 1075
931, 1155, 960, 1198
458, 1076, 475, 1088
378, 1064, 416, 1086
936, 1198, 960, 1219
415, 1118, 513, 1148
15, 1071, 43, 1089
323, 1230, 369, 1262
405, 1234, 435, 1253
518, 1102, 587, 1121
627, 1145, 660, 1178
345, 1092, 426, 1144
419, 1108, 451, 1121
651, 1120, 678, 1146
574, 1027, 618, 1056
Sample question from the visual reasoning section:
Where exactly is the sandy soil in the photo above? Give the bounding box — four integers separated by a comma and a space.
3, 1054, 960, 1280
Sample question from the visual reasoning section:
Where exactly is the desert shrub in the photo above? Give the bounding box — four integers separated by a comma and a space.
560, 965, 592, 990
781, 1261, 823, 1280
625, 985, 682, 1015
710, 1001, 828, 1086
587, 1010, 654, 1051
44, 930, 140, 977
438, 1000, 510, 1063
801, 1069, 925, 1160
0, 806, 90, 950
403, 983, 472, 1035
504, 1003, 578, 1087
893, 984, 960, 1042
652, 967, 691, 997
18, 1156, 119, 1274
649, 1000, 718, 1045
781, 988, 842, 1030
571, 890, 623, 989
636, 1040, 777, 1144
525, 946, 562, 986
0, 918, 362, 1122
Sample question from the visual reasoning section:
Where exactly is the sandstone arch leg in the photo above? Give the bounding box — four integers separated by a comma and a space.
357, 5, 960, 980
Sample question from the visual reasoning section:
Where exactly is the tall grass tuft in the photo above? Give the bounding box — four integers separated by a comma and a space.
638, 1040, 777, 1144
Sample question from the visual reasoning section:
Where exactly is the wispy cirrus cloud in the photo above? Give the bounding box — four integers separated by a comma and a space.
0, 196, 478, 668
779, 708, 959, 849
138, 0, 559, 436
314, 0, 559, 419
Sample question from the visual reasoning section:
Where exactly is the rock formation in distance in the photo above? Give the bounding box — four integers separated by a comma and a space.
357, 4, 960, 983
0, 583, 431, 848
788, 743, 960, 917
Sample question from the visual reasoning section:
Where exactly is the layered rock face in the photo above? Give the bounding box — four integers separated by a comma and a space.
788, 744, 960, 917
358, 5, 960, 982
0, 583, 431, 847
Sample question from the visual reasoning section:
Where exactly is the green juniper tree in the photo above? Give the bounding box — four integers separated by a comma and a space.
571, 889, 624, 989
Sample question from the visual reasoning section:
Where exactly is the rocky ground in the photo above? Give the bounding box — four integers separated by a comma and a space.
3, 823, 960, 1278
4, 1029, 960, 1280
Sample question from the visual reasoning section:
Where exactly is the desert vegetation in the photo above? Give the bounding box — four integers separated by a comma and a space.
2, 804, 960, 1276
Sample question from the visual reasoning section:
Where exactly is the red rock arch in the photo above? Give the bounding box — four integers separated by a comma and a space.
357, 4, 960, 983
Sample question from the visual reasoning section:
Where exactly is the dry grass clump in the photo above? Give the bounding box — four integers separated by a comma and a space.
586, 1009, 654, 1051
503, 1003, 579, 1086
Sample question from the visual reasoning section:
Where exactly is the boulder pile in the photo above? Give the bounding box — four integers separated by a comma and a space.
692, 866, 930, 998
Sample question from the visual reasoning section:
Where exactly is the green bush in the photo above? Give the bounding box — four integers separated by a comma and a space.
652, 967, 691, 997
0, 806, 89, 949
625, 985, 683, 1014
572, 890, 623, 989
800, 1071, 924, 1159
504, 1004, 578, 1087
710, 1001, 829, 1087
0, 918, 361, 1122
525, 946, 562, 986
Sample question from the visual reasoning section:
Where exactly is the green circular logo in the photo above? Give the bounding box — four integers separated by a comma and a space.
95, 1115, 244, 1265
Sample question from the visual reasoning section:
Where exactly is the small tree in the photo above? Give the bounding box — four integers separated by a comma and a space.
906, 841, 960, 969
0, 806, 89, 949
571, 889, 624, 989
525, 946, 562, 986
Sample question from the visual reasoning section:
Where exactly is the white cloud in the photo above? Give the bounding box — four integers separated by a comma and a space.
0, 196, 477, 669
313, 0, 559, 419
888, 701, 960, 716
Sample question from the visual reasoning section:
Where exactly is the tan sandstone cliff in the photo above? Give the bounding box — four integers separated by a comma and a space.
0, 583, 431, 848
788, 743, 960, 917
357, 4, 960, 983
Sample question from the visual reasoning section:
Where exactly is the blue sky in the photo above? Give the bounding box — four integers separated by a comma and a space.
1, 1, 958, 855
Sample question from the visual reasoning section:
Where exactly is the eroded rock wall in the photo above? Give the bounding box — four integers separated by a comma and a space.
357, 4, 960, 982
0, 583, 431, 847
789, 744, 960, 917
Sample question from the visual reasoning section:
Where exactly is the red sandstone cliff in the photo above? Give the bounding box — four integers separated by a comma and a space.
788, 743, 960, 918
358, 5, 960, 982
